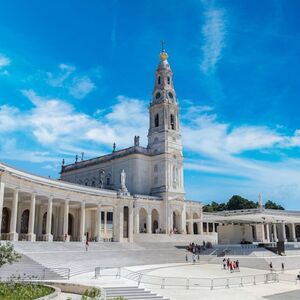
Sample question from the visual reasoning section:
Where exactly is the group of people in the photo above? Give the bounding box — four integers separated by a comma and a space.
222, 258, 240, 272
187, 242, 205, 254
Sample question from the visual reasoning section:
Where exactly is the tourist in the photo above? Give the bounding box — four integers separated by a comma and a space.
281, 262, 285, 273
223, 258, 226, 270
64, 233, 67, 242
236, 260, 240, 271
186, 253, 188, 263
85, 239, 89, 251
227, 258, 230, 270
269, 262, 273, 272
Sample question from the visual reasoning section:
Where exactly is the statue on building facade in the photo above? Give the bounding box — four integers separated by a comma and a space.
118, 169, 130, 196
99, 170, 105, 188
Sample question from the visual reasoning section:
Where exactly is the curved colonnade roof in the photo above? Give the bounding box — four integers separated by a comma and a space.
203, 208, 300, 224
0, 162, 161, 202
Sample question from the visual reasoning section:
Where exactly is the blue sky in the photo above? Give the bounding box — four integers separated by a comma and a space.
1, 0, 300, 209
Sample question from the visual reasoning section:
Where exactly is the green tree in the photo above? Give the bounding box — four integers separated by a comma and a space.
264, 200, 284, 210
0, 242, 21, 268
225, 195, 258, 210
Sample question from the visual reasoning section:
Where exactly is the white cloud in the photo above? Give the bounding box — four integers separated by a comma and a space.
47, 63, 75, 87
46, 64, 97, 99
0, 54, 10, 69
200, 3, 226, 73
69, 76, 96, 99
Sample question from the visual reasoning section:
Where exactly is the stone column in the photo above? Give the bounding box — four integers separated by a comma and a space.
63, 199, 70, 242
45, 196, 53, 242
181, 206, 186, 234
9, 189, 19, 241
291, 223, 297, 242
265, 223, 270, 242
188, 220, 193, 235
197, 222, 202, 234
273, 224, 278, 242
96, 204, 102, 241
27, 193, 36, 241
118, 205, 124, 242
147, 211, 152, 234
135, 209, 140, 234
261, 223, 265, 242
281, 223, 287, 242
79, 201, 86, 242
170, 212, 174, 231
0, 182, 5, 237
112, 206, 117, 241
128, 202, 134, 242
199, 222, 203, 234
104, 211, 107, 235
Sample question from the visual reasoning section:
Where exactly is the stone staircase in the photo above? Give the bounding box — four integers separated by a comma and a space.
11, 241, 188, 277
104, 286, 169, 300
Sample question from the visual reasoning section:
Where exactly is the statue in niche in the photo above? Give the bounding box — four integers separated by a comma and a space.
99, 170, 105, 188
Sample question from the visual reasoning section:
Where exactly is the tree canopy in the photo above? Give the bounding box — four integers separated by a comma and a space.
203, 195, 284, 212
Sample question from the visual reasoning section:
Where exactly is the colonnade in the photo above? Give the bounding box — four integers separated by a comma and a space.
258, 222, 299, 243
0, 183, 117, 242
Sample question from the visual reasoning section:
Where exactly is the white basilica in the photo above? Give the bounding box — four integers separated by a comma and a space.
1, 48, 300, 245
0, 48, 215, 244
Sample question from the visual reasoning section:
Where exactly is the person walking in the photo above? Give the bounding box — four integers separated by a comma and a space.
223, 258, 226, 270
236, 260, 240, 271
281, 262, 285, 273
85, 239, 89, 252
269, 262, 273, 272
186, 253, 188, 263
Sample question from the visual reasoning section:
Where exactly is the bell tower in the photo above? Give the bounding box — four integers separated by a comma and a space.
148, 44, 185, 200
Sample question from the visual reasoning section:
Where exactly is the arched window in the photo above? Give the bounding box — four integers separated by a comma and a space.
158, 76, 161, 84
167, 77, 170, 84
154, 114, 159, 127
170, 114, 175, 130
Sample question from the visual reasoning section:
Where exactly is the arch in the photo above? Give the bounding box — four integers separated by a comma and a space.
68, 213, 74, 236
20, 209, 30, 234
158, 76, 161, 85
1, 207, 10, 233
167, 76, 170, 84
170, 114, 176, 130
285, 225, 290, 240
42, 212, 54, 235
139, 208, 147, 233
154, 114, 159, 127
193, 212, 199, 220
151, 209, 159, 233
193, 223, 198, 234
173, 210, 181, 233
296, 225, 300, 238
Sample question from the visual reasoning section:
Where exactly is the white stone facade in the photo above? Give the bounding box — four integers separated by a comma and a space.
0, 49, 218, 244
